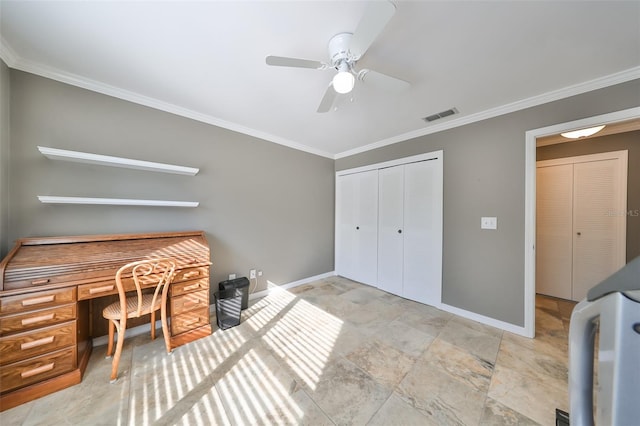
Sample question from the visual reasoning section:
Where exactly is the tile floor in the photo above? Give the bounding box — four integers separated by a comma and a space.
2, 277, 576, 425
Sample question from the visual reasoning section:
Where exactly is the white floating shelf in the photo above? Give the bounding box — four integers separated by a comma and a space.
38, 146, 199, 176
38, 196, 199, 207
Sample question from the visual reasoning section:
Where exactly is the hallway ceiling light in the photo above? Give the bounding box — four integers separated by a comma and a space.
561, 125, 605, 139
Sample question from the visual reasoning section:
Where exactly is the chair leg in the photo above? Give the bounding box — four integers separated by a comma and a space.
110, 319, 126, 383
161, 302, 172, 354
106, 320, 115, 358
150, 311, 156, 340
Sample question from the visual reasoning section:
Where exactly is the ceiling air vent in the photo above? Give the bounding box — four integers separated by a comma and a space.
422, 107, 459, 123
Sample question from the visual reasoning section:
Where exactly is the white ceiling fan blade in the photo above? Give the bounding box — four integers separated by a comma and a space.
265, 55, 326, 69
317, 84, 338, 113
358, 69, 409, 91
349, 0, 396, 60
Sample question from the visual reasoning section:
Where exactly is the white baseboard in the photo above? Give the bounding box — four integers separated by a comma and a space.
439, 302, 530, 337
248, 271, 336, 301
94, 273, 532, 347
93, 271, 337, 346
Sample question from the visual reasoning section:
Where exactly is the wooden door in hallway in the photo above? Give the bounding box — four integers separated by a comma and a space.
536, 150, 627, 301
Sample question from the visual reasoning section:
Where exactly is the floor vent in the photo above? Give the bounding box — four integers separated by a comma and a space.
423, 107, 459, 123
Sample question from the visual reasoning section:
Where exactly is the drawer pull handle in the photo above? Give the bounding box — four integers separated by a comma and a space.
89, 284, 115, 294
21, 336, 55, 350
182, 283, 201, 291
182, 318, 200, 327
183, 271, 200, 279
22, 295, 55, 306
31, 278, 50, 285
21, 363, 55, 379
22, 313, 55, 326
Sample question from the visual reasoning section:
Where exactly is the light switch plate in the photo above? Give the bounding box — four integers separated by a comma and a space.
481, 217, 497, 230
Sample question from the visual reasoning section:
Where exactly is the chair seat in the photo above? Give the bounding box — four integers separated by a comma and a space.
103, 293, 161, 320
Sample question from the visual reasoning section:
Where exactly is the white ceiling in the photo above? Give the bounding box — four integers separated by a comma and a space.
1, 1, 639, 159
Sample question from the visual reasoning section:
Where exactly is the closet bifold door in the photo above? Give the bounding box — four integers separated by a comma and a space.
378, 165, 404, 296
403, 160, 443, 305
536, 164, 574, 300
336, 169, 379, 286
572, 158, 625, 301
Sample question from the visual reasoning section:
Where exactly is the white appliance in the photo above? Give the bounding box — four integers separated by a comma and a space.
568, 256, 640, 425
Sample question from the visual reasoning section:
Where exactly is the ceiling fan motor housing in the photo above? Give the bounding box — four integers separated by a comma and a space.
328, 33, 356, 69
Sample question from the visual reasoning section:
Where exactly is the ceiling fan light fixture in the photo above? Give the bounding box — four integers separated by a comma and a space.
560, 125, 606, 139
333, 71, 355, 94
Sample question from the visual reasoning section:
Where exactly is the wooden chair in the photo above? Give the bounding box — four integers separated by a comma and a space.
102, 258, 176, 382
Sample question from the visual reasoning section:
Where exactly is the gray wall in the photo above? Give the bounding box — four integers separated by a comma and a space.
537, 130, 640, 263
6, 69, 335, 293
336, 79, 640, 327
0, 60, 9, 257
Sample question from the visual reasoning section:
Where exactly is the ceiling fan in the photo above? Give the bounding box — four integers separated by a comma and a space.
265, 0, 409, 113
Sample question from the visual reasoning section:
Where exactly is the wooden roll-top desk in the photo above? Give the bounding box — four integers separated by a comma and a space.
0, 231, 212, 411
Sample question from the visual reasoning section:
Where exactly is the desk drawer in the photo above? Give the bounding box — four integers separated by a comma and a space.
171, 278, 209, 297
77, 281, 117, 300
0, 346, 76, 393
0, 321, 76, 365
173, 267, 209, 284
171, 290, 209, 316
171, 307, 210, 335
77, 276, 161, 300
0, 304, 77, 335
0, 288, 75, 315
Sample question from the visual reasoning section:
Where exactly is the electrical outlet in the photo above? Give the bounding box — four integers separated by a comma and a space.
250, 269, 256, 279
229, 273, 236, 280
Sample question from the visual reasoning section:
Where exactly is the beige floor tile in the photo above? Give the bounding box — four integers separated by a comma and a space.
436, 318, 503, 364
307, 357, 393, 425
1, 279, 575, 426
346, 339, 416, 388
0, 400, 33, 426
367, 392, 433, 426
374, 318, 436, 358
496, 336, 568, 382
341, 285, 388, 305
420, 338, 494, 393
488, 363, 568, 426
395, 307, 451, 337
479, 397, 540, 425
397, 360, 487, 425
214, 346, 331, 425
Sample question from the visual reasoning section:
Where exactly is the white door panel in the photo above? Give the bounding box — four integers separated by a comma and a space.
355, 169, 379, 286
378, 166, 404, 296
336, 170, 378, 286
404, 160, 442, 305
572, 159, 625, 301
536, 164, 573, 299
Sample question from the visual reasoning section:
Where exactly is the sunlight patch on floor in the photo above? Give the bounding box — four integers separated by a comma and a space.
262, 297, 343, 390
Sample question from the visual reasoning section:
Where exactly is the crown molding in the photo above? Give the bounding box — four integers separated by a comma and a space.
5, 51, 334, 159
3, 31, 638, 162
0, 36, 19, 67
335, 66, 640, 159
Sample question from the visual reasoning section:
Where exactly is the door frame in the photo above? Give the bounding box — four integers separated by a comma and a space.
524, 106, 640, 338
